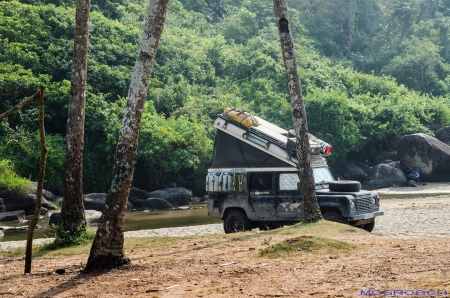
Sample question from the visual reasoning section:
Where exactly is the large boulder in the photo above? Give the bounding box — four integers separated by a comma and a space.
30, 182, 59, 202
363, 164, 407, 190
142, 198, 174, 211
83, 193, 106, 211
0, 187, 16, 198
397, 133, 450, 182
49, 210, 102, 226
82, 193, 132, 211
0, 198, 5, 213
3, 194, 57, 215
128, 187, 150, 203
435, 126, 450, 146
373, 151, 399, 164
332, 162, 368, 183
0, 210, 26, 222
147, 187, 192, 206
353, 162, 371, 174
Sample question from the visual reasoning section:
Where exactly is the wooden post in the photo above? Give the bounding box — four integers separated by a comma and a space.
24, 86, 47, 274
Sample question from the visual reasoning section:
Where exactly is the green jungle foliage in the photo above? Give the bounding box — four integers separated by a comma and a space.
1, 0, 450, 195
0, 160, 32, 194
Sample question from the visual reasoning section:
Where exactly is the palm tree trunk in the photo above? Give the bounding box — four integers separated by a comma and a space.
85, 0, 169, 270
60, 0, 90, 234
272, 0, 322, 222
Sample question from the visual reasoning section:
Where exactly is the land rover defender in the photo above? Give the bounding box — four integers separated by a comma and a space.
206, 108, 383, 233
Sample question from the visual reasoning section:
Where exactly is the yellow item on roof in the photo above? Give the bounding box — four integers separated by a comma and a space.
224, 107, 260, 127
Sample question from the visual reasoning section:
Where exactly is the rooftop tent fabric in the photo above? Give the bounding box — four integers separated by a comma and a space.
211, 130, 293, 168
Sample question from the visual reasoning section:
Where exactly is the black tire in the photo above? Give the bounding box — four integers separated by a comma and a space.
361, 219, 375, 232
329, 180, 361, 192
223, 210, 252, 234
322, 211, 348, 224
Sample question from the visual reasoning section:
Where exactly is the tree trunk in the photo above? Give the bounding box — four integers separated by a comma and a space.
272, 0, 322, 222
24, 86, 47, 274
85, 0, 169, 270
60, 0, 90, 234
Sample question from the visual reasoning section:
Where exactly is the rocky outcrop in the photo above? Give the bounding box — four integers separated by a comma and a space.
363, 164, 407, 190
373, 151, 399, 164
30, 182, 59, 202
397, 133, 450, 182
49, 210, 102, 226
147, 187, 192, 206
3, 194, 57, 215
83, 193, 106, 211
0, 198, 5, 213
142, 198, 174, 211
0, 210, 26, 222
332, 162, 368, 183
435, 126, 450, 146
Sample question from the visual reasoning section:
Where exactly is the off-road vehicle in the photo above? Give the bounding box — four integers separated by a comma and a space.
206, 108, 383, 233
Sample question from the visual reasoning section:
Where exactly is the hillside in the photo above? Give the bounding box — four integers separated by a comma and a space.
1, 0, 450, 195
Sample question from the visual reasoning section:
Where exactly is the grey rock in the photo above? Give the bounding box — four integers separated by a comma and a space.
131, 198, 145, 210
147, 187, 192, 206
352, 162, 371, 173
408, 180, 418, 187
3, 194, 57, 215
0, 210, 26, 222
30, 182, 59, 202
83, 193, 106, 211
84, 210, 102, 224
363, 164, 407, 190
373, 151, 399, 164
48, 212, 60, 226
142, 198, 174, 211
49, 210, 102, 226
333, 161, 368, 183
129, 187, 150, 202
0, 198, 5, 213
435, 126, 450, 146
397, 133, 450, 182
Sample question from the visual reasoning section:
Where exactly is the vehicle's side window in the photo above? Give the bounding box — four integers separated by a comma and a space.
249, 173, 272, 192
279, 173, 299, 191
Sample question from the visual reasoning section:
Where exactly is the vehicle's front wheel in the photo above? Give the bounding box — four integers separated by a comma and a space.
322, 211, 348, 224
223, 210, 252, 233
361, 219, 375, 232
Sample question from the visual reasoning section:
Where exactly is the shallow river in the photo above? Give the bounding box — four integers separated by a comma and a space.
0, 204, 221, 242
2, 195, 450, 245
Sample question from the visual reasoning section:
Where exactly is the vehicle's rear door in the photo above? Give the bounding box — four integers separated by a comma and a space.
248, 173, 276, 219
275, 173, 303, 219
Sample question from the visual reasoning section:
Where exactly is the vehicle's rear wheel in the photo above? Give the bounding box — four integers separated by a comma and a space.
329, 180, 361, 192
223, 210, 252, 233
361, 219, 375, 232
322, 211, 348, 224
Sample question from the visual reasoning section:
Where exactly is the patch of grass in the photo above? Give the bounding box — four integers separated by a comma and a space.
259, 235, 355, 258
0, 160, 33, 194
269, 219, 366, 237
45, 224, 95, 250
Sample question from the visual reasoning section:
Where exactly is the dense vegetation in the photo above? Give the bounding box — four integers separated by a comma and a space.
1, 0, 449, 195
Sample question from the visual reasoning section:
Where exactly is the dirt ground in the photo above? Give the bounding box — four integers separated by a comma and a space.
1, 183, 450, 298
1, 224, 450, 297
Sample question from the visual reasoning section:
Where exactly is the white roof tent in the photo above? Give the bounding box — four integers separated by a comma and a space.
210, 111, 331, 170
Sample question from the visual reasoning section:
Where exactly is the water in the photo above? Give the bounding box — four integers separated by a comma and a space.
0, 204, 221, 242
